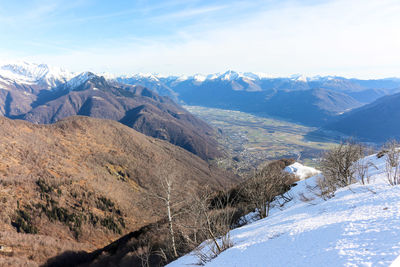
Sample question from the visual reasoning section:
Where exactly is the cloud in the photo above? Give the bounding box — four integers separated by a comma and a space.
7, 0, 400, 78
149, 4, 229, 21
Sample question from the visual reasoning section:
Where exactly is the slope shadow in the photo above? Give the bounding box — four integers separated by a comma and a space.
31, 89, 70, 109
42, 222, 164, 267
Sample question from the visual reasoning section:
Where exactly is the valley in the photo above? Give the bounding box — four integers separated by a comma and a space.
0, 62, 399, 266
2, 1, 400, 266
0, 63, 399, 267
185, 106, 338, 171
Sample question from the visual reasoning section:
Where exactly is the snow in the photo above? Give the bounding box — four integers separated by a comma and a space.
252, 72, 274, 79
206, 73, 220, 80
243, 72, 263, 80
168, 153, 400, 267
176, 75, 189, 82
284, 162, 320, 180
0, 61, 74, 88
221, 70, 240, 81
98, 72, 116, 80
0, 62, 353, 90
219, 70, 257, 81
290, 74, 308, 82
124, 73, 169, 82
111, 71, 349, 85
192, 74, 207, 82
391, 255, 400, 267
65, 71, 96, 89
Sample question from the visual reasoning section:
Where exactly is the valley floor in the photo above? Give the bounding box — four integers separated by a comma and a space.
168, 154, 400, 267
184, 105, 337, 171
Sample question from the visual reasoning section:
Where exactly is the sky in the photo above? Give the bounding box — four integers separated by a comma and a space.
0, 0, 399, 78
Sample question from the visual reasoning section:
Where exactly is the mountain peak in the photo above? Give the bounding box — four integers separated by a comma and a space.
221, 70, 240, 80
0, 61, 74, 88
289, 74, 308, 82
65, 71, 101, 89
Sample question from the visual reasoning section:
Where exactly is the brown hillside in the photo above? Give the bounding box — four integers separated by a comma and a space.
0, 116, 237, 266
19, 74, 221, 160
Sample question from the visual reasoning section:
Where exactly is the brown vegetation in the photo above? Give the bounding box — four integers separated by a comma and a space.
242, 162, 295, 219
41, 159, 296, 267
18, 75, 221, 160
0, 115, 237, 266
316, 141, 365, 198
383, 140, 400, 185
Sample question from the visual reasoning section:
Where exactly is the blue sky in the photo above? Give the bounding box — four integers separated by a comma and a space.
0, 0, 399, 77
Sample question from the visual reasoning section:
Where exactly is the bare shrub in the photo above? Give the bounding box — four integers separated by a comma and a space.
242, 162, 294, 219
298, 192, 316, 204
186, 187, 236, 265
314, 175, 337, 200
318, 140, 365, 198
354, 157, 377, 185
383, 140, 400, 185
194, 234, 233, 266
136, 240, 152, 267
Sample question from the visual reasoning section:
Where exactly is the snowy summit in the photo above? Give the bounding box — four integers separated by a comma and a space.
0, 61, 74, 88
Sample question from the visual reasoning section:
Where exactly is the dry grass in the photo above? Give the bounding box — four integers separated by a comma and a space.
0, 116, 237, 265
0, 230, 93, 266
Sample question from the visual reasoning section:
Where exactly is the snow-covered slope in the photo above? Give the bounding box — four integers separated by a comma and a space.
168, 154, 400, 267
0, 61, 74, 89
64, 71, 97, 89
284, 162, 320, 180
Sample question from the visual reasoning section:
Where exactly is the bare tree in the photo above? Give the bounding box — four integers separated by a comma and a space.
383, 140, 400, 185
143, 160, 190, 259
242, 162, 294, 219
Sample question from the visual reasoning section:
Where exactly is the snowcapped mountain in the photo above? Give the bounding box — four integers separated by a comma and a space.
115, 71, 400, 95
116, 70, 279, 84
115, 71, 388, 84
1, 61, 399, 94
115, 71, 400, 105
0, 61, 75, 89
168, 154, 400, 267
115, 70, 400, 130
64, 71, 97, 89
2, 61, 400, 140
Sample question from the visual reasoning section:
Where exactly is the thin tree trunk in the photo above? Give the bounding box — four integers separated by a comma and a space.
166, 187, 178, 258
204, 210, 222, 253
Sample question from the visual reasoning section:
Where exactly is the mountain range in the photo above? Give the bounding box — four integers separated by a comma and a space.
115, 70, 400, 141
2, 62, 400, 143
116, 70, 400, 104
2, 61, 400, 266
0, 62, 220, 160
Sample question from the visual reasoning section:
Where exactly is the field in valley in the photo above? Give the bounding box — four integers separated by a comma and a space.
185, 105, 339, 173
